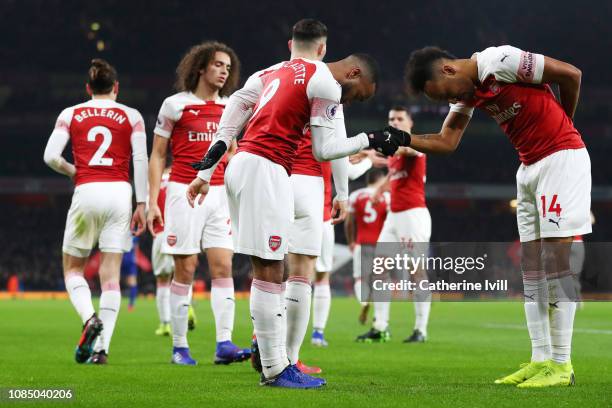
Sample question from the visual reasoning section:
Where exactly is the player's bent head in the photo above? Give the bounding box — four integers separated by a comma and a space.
291, 18, 328, 58
175, 41, 241, 97
388, 105, 413, 133
87, 59, 118, 96
366, 168, 386, 186
338, 53, 379, 104
404, 46, 473, 103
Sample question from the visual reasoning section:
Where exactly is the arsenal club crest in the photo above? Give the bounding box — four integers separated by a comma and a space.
268, 235, 282, 251
167, 234, 177, 247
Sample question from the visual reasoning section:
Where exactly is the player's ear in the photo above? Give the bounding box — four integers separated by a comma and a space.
347, 67, 362, 80
85, 84, 93, 97
288, 39, 293, 53
442, 64, 456, 76
318, 43, 326, 59
113, 82, 119, 97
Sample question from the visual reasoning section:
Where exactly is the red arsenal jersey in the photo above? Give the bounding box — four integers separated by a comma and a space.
451, 46, 584, 165
53, 99, 145, 186
388, 153, 427, 213
155, 92, 228, 185
349, 187, 389, 245
238, 58, 341, 174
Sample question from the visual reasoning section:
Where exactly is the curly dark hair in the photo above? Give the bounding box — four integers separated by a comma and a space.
404, 46, 456, 95
175, 41, 240, 97
87, 58, 117, 94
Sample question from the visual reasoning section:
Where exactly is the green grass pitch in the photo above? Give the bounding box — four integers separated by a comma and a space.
1, 298, 611, 407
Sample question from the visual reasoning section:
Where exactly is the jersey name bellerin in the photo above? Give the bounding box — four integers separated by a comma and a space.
74, 108, 127, 125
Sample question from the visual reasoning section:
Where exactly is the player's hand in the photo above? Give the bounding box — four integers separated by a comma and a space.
365, 149, 388, 168
186, 177, 209, 208
131, 203, 146, 237
190, 140, 228, 171
366, 126, 411, 156
349, 242, 357, 253
147, 203, 163, 237
331, 198, 348, 225
349, 151, 369, 164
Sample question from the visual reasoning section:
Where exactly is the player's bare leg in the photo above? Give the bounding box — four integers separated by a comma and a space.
285, 253, 316, 366
207, 247, 251, 364
63, 253, 102, 363
155, 274, 172, 336
88, 252, 122, 364
312, 271, 331, 347
170, 254, 197, 365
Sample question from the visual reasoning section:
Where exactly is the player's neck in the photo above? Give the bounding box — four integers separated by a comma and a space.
290, 51, 319, 61
458, 58, 480, 85
193, 81, 219, 102
91, 94, 116, 101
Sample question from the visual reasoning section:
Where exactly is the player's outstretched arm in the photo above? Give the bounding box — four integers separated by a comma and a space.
541, 56, 582, 119
409, 111, 471, 155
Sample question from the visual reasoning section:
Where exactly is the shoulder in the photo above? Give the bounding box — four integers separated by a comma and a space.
114, 102, 144, 125
307, 61, 341, 102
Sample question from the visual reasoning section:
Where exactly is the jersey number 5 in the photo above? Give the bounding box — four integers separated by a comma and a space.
88, 126, 114, 166
363, 200, 378, 223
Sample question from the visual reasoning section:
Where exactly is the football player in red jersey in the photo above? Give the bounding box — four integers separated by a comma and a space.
43, 59, 148, 364
147, 42, 250, 365
345, 168, 389, 324
357, 106, 432, 344
187, 27, 406, 388
404, 46, 590, 387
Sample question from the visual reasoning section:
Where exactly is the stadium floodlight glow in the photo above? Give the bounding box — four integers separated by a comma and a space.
96, 40, 105, 51
509, 199, 517, 209
90, 22, 100, 31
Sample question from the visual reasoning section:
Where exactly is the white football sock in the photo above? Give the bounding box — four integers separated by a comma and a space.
523, 270, 552, 362
548, 272, 577, 363
65, 274, 95, 324
211, 278, 235, 343
94, 283, 121, 353
170, 280, 191, 348
251, 279, 286, 378
413, 288, 431, 336
373, 301, 390, 332
279, 282, 288, 364
156, 282, 170, 324
285, 276, 312, 365
312, 282, 331, 332
354, 279, 364, 305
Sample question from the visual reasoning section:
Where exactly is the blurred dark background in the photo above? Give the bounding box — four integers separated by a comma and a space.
1, 0, 610, 292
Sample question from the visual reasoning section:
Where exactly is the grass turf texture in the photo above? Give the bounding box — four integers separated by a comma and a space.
1, 298, 611, 407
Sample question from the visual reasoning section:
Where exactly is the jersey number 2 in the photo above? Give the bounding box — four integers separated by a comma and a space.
88, 126, 113, 166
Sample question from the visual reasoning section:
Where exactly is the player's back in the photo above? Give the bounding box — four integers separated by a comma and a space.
239, 58, 338, 174
350, 187, 389, 245
58, 99, 144, 186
